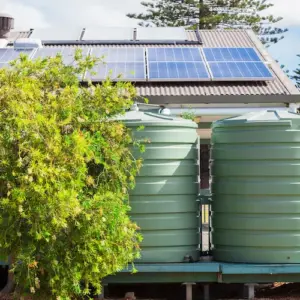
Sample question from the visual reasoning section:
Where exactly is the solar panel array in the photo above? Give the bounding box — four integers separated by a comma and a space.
0, 48, 34, 68
147, 48, 209, 81
0, 46, 274, 82
203, 48, 273, 80
88, 48, 146, 81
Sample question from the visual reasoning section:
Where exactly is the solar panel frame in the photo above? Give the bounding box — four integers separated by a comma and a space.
203, 47, 262, 62
207, 61, 274, 81
148, 61, 211, 81
147, 47, 204, 62
202, 47, 274, 81
86, 47, 146, 82
137, 27, 187, 41
146, 47, 211, 82
30, 27, 83, 41
82, 27, 134, 41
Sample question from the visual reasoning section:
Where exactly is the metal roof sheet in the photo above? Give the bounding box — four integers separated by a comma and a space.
135, 80, 289, 97
134, 30, 299, 99
187, 30, 254, 47
3, 28, 299, 101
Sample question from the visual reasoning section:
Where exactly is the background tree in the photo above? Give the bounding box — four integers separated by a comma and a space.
127, 0, 287, 45
290, 55, 300, 88
279, 55, 300, 90
0, 52, 142, 299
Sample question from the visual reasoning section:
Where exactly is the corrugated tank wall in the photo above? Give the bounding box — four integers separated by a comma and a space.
122, 110, 200, 263
211, 110, 300, 263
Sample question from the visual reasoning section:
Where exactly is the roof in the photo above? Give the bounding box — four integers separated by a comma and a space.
134, 30, 299, 104
4, 28, 300, 104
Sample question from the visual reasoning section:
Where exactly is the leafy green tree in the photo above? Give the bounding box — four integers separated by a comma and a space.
279, 55, 300, 89
290, 55, 300, 88
127, 0, 286, 45
0, 51, 142, 299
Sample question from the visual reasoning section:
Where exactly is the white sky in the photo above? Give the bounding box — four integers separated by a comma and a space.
0, 0, 299, 29
269, 0, 300, 27
0, 0, 298, 74
0, 0, 142, 28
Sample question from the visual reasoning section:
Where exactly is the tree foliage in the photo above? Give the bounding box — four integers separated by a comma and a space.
290, 55, 300, 89
280, 55, 300, 89
0, 51, 142, 299
127, 0, 287, 45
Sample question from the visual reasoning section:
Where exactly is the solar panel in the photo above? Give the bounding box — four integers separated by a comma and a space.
148, 47, 203, 62
32, 47, 90, 65
82, 27, 134, 41
203, 47, 274, 81
147, 47, 210, 81
86, 47, 146, 81
0, 48, 34, 68
208, 62, 273, 80
137, 27, 187, 41
203, 48, 261, 62
30, 28, 83, 41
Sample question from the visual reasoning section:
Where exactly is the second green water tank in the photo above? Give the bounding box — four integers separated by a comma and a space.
211, 110, 300, 263
122, 110, 199, 263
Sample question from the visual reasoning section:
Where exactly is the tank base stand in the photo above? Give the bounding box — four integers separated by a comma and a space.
182, 282, 196, 300
203, 284, 210, 300
243, 283, 258, 299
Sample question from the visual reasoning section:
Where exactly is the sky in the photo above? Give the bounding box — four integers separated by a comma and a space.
0, 0, 299, 72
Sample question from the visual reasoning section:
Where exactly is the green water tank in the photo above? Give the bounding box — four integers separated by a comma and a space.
211, 110, 300, 263
121, 110, 199, 263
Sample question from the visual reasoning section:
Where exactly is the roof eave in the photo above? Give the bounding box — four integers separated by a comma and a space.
143, 94, 300, 105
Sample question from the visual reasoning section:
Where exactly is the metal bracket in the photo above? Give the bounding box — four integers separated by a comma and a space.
182, 282, 196, 300
203, 284, 210, 300
244, 283, 258, 300
217, 272, 223, 283
198, 194, 212, 205
199, 191, 212, 256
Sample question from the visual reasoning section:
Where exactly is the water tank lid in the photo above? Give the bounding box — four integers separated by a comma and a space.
213, 110, 300, 128
116, 110, 197, 128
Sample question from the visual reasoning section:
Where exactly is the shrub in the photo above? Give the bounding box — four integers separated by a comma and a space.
0, 50, 142, 299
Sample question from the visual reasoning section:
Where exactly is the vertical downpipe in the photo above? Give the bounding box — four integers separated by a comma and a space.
198, 136, 202, 257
